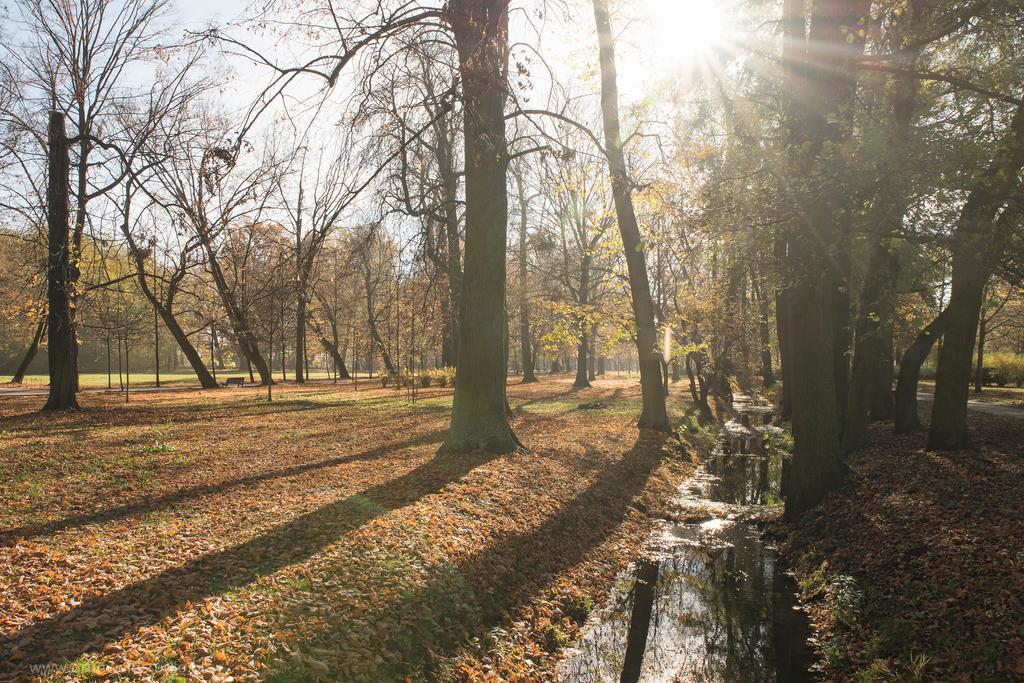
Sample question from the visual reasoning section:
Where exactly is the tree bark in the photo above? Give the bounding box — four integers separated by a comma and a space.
774, 250, 794, 421
197, 236, 272, 384
310, 314, 351, 380
318, 336, 350, 380
9, 319, 46, 384
43, 111, 79, 411
779, 0, 870, 518
592, 0, 669, 431
573, 255, 592, 390
574, 326, 590, 389
514, 169, 537, 383
751, 272, 775, 387
121, 210, 218, 389
974, 311, 986, 393
441, 0, 520, 453
295, 291, 307, 382
366, 291, 395, 374
588, 328, 597, 382
894, 307, 950, 433
438, 106, 462, 370
843, 239, 898, 453
294, 185, 307, 383
928, 103, 1024, 450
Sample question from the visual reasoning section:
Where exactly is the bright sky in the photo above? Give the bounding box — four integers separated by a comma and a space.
143, 0, 747, 236
167, 0, 744, 113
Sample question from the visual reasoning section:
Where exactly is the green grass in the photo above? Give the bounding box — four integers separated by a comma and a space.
6, 370, 375, 389
11, 372, 201, 388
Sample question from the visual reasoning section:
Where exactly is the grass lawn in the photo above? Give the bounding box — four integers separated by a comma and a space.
8, 370, 366, 389
0, 376, 699, 681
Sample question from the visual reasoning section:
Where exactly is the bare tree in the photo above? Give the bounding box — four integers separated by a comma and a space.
591, 0, 669, 431
7, 0, 172, 389
146, 107, 282, 385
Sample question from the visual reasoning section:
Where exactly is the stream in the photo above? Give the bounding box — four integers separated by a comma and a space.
559, 395, 815, 682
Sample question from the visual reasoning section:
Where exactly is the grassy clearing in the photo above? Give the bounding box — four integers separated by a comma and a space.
0, 376, 697, 681
6, 370, 380, 389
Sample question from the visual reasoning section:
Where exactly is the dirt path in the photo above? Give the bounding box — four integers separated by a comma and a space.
917, 391, 1024, 419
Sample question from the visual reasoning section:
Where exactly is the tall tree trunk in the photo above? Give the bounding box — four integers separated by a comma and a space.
514, 168, 537, 383
69, 125, 88, 394
867, 248, 901, 422
751, 272, 775, 387
574, 256, 592, 390
574, 327, 590, 389
779, 0, 870, 518
318, 336, 350, 380
869, 325, 896, 420
832, 246, 852, 427
843, 239, 898, 453
974, 312, 986, 393
774, 248, 794, 421
439, 283, 455, 369
894, 307, 950, 433
9, 319, 46, 384
685, 353, 700, 403
160, 307, 217, 388
588, 328, 597, 382
43, 111, 78, 411
366, 298, 395, 374
592, 0, 669, 431
848, 42, 923, 432
928, 103, 1024, 450
294, 185, 307, 383
122, 207, 218, 389
311, 315, 351, 380
198, 238, 272, 384
438, 108, 462, 370
295, 291, 307, 383
928, 264, 989, 449
442, 0, 520, 453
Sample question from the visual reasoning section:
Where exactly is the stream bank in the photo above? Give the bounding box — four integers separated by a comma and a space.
559, 394, 814, 682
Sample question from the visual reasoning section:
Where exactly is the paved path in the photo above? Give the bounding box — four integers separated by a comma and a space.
917, 392, 1024, 419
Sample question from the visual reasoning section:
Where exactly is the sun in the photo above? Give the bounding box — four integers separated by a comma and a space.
641, 0, 733, 69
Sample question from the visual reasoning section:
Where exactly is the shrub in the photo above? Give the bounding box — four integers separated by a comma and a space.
429, 367, 456, 387
419, 373, 432, 388
382, 371, 411, 388
984, 351, 1024, 387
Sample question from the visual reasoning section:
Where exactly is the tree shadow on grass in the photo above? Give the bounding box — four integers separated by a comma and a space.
266, 431, 675, 680
511, 387, 584, 414
0, 429, 448, 546
0, 437, 493, 676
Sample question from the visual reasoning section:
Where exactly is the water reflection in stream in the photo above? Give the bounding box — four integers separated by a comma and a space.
559, 395, 813, 682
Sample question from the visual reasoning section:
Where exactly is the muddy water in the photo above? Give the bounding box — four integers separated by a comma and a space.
559, 395, 814, 682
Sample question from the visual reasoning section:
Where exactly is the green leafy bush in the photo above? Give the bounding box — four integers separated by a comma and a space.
984, 351, 1024, 387
426, 367, 456, 387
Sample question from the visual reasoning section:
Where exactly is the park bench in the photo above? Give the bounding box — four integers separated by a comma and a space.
223, 377, 246, 388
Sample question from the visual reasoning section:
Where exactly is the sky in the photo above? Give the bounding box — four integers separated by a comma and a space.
165, 0, 748, 115
143, 0, 751, 246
